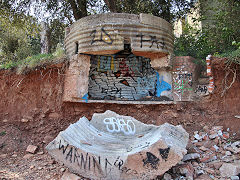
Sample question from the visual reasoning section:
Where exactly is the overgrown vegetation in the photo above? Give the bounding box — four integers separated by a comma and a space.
174, 0, 240, 66
0, 0, 195, 73
0, 0, 239, 75
0, 44, 65, 74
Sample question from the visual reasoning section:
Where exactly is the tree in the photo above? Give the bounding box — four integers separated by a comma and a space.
0, 2, 40, 63
104, 0, 194, 22
174, 0, 240, 59
2, 0, 194, 23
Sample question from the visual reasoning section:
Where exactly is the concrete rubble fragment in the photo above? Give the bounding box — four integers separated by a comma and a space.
61, 171, 82, 180
26, 145, 38, 154
161, 125, 240, 179
182, 153, 200, 162
220, 163, 240, 177
46, 110, 189, 180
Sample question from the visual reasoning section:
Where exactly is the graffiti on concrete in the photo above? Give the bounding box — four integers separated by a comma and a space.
173, 66, 193, 100
90, 27, 113, 45
174, 80, 193, 95
156, 72, 172, 97
136, 33, 167, 50
103, 117, 136, 135
88, 53, 172, 100
81, 93, 88, 103
143, 152, 160, 169
58, 140, 111, 174
159, 147, 170, 160
195, 85, 208, 95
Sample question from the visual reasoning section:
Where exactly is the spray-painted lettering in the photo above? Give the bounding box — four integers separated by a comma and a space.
103, 117, 136, 135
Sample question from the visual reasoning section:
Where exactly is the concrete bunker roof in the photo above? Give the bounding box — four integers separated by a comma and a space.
65, 13, 174, 59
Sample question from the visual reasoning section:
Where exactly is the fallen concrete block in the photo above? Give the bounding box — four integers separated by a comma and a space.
46, 110, 189, 180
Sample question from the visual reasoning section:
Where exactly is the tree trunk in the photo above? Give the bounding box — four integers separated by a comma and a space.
103, 0, 118, 13
40, 22, 50, 54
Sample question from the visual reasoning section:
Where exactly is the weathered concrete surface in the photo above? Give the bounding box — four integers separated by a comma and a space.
46, 110, 189, 180
65, 13, 173, 60
63, 54, 90, 102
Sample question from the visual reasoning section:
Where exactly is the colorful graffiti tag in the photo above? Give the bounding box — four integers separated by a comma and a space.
88, 53, 172, 101
173, 66, 193, 101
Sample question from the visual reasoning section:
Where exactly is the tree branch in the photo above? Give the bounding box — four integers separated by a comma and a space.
103, 0, 118, 13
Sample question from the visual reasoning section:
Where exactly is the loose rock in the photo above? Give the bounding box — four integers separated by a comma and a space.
26, 145, 38, 154
219, 163, 240, 177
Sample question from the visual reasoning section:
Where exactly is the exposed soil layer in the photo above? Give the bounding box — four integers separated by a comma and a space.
0, 58, 239, 179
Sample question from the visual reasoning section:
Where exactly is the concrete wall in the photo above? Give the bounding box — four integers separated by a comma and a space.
172, 56, 203, 101
88, 53, 172, 101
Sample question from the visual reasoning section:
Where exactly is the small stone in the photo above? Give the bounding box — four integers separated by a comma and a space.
45, 175, 51, 179
209, 133, 218, 139
48, 112, 61, 119
61, 171, 82, 180
217, 130, 223, 136
223, 132, 230, 139
43, 135, 53, 143
187, 143, 199, 153
21, 118, 29, 123
212, 162, 223, 170
200, 155, 217, 163
182, 153, 200, 161
30, 165, 35, 169
231, 141, 240, 153
12, 154, 17, 157
23, 154, 34, 159
219, 163, 240, 177
192, 161, 199, 167
26, 145, 38, 154
209, 174, 215, 179
226, 151, 232, 156
194, 134, 202, 140
199, 146, 208, 152
212, 126, 223, 131
203, 167, 215, 174
196, 169, 204, 176
231, 176, 240, 180
0, 154, 7, 158
60, 168, 65, 172
203, 126, 209, 132
178, 163, 194, 180
38, 167, 43, 170
163, 173, 173, 180
195, 174, 212, 180
3, 119, 8, 122
211, 145, 219, 152
49, 159, 56, 165
37, 151, 44, 155
202, 134, 209, 141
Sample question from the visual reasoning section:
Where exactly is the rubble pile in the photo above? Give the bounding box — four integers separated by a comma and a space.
162, 126, 240, 180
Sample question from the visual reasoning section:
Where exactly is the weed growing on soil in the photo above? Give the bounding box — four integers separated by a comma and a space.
0, 131, 6, 136
0, 43, 67, 74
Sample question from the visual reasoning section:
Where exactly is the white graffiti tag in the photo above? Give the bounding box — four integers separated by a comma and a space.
103, 117, 136, 135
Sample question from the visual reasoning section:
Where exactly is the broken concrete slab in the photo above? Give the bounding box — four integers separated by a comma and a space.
46, 110, 189, 180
